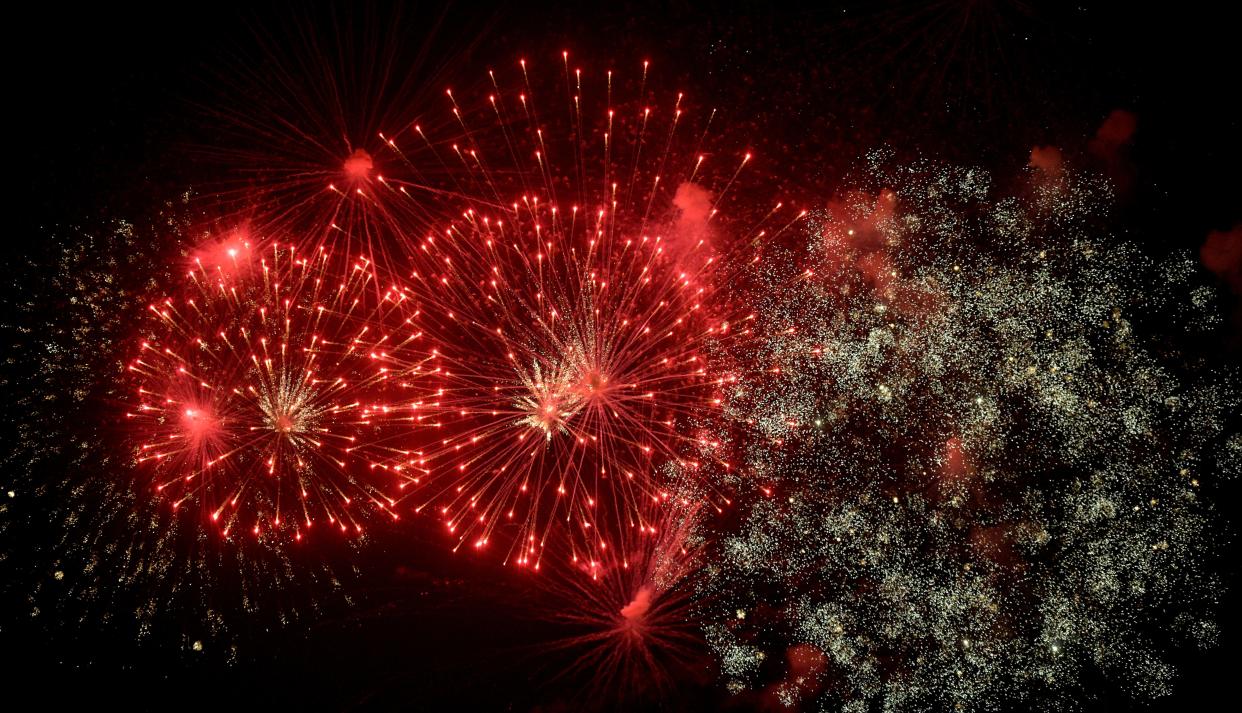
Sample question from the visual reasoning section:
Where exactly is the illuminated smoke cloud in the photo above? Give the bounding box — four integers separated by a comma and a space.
1201, 224, 1242, 294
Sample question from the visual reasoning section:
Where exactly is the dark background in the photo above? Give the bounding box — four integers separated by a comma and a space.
7, 1, 1240, 710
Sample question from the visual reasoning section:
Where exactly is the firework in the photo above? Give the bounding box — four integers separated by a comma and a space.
181, 9, 474, 271
0, 205, 366, 659
698, 152, 1238, 711
528, 475, 713, 709
126, 236, 442, 541
369, 55, 804, 566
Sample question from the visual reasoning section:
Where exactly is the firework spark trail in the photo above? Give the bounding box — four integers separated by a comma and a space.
127, 237, 444, 542
697, 152, 1239, 711
360, 55, 805, 567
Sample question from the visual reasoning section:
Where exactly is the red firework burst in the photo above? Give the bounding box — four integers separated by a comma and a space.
182, 10, 476, 270
388, 203, 735, 564
169, 50, 805, 564
532, 493, 710, 706
368, 55, 805, 565
126, 237, 443, 541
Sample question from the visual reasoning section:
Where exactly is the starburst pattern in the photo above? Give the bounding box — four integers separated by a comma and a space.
361, 57, 801, 565
127, 238, 442, 540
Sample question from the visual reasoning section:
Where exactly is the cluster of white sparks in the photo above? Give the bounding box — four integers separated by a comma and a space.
696, 152, 1239, 711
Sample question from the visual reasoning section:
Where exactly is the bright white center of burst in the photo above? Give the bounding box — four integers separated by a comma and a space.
516, 390, 581, 439
512, 352, 587, 439
256, 370, 322, 438
510, 311, 634, 441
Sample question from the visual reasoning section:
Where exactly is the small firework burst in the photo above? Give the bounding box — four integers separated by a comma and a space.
530, 477, 713, 708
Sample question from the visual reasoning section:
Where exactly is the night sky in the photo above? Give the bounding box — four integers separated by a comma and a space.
5, 2, 1240, 710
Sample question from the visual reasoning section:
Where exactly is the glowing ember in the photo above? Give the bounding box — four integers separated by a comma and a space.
343, 148, 374, 179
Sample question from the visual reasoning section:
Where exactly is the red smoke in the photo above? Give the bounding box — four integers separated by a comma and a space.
1029, 145, 1064, 177
1202, 224, 1242, 339
673, 182, 712, 236
1089, 109, 1137, 192
1201, 224, 1242, 294
1090, 109, 1137, 159
619, 586, 654, 629
667, 181, 715, 262
761, 643, 828, 710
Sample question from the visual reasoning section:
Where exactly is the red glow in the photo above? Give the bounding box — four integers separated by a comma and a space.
343, 148, 374, 179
